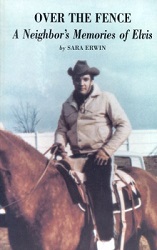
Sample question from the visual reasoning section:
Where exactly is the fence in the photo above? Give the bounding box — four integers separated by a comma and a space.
17, 130, 157, 156
127, 130, 157, 155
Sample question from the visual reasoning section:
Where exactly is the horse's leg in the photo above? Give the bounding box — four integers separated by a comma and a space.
125, 232, 154, 250
142, 230, 157, 250
141, 204, 157, 250
8, 227, 41, 250
124, 233, 140, 250
76, 216, 96, 250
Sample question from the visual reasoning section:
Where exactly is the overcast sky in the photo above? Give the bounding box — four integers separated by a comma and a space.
0, 0, 157, 132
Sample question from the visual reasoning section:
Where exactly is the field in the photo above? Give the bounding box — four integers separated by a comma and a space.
0, 156, 157, 250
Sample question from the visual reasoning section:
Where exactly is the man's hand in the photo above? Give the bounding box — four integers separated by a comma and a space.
95, 148, 110, 166
50, 143, 67, 158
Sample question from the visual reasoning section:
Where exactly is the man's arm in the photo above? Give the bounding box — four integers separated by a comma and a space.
54, 108, 68, 147
101, 93, 132, 157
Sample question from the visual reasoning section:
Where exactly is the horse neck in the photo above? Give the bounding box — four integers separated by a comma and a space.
0, 131, 50, 211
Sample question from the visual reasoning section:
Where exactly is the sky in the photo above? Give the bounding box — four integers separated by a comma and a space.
0, 0, 157, 132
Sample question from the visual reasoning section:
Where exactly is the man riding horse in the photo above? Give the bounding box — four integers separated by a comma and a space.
51, 60, 132, 250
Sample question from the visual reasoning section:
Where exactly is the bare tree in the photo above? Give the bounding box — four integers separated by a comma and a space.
12, 102, 40, 133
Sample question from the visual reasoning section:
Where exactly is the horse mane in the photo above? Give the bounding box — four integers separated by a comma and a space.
0, 130, 48, 165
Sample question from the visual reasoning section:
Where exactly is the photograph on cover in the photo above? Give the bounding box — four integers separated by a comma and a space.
0, 0, 157, 250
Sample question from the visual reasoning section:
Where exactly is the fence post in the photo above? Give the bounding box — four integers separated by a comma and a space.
35, 131, 38, 150
126, 138, 130, 151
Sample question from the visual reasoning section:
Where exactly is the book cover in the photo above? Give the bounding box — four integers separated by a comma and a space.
0, 0, 157, 249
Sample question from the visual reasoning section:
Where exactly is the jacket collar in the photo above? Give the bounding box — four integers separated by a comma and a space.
90, 83, 101, 97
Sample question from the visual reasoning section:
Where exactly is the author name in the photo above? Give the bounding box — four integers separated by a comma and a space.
59, 45, 106, 51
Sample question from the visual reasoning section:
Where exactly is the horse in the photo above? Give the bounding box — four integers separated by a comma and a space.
0, 130, 157, 250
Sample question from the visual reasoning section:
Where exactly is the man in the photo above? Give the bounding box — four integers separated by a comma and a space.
53, 60, 132, 250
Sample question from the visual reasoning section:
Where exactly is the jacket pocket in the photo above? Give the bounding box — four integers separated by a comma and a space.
97, 126, 112, 143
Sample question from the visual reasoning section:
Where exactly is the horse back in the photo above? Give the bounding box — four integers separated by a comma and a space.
129, 167, 157, 231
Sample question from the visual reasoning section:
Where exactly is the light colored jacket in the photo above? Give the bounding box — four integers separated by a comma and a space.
55, 84, 132, 156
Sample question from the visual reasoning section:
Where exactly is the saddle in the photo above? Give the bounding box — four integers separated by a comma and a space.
55, 158, 141, 250
56, 158, 141, 212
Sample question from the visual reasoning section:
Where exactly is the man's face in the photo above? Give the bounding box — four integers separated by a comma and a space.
73, 74, 93, 95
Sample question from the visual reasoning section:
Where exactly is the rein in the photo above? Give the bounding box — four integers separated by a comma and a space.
0, 146, 57, 210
